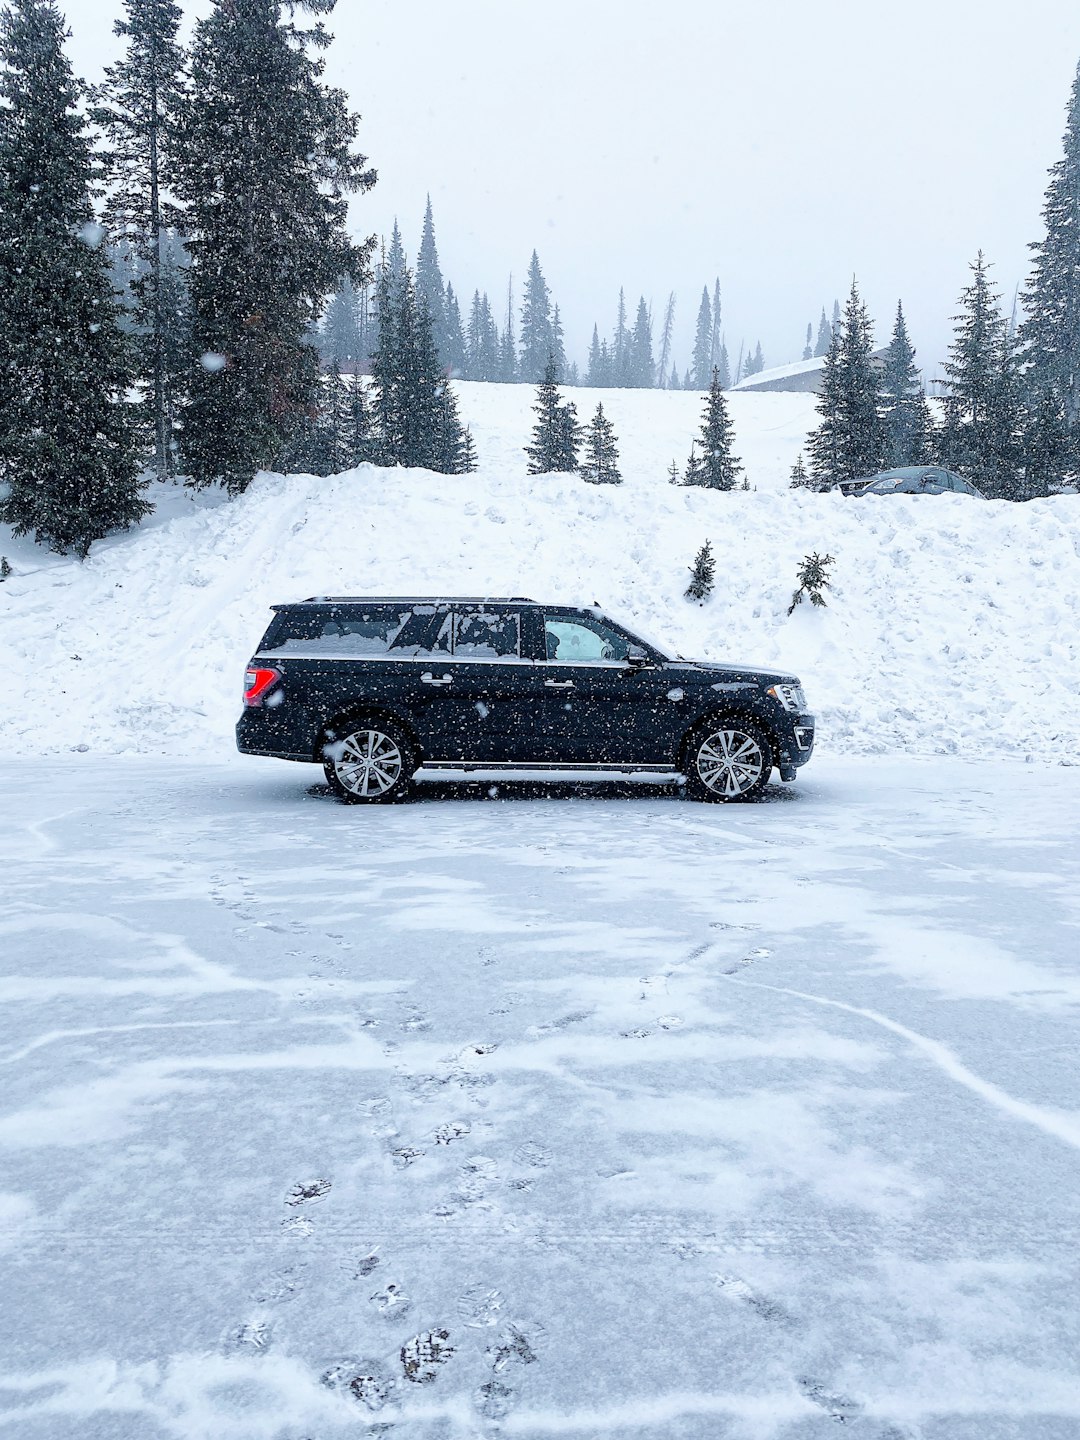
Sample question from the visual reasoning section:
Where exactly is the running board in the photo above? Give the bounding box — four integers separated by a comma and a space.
417, 762, 684, 779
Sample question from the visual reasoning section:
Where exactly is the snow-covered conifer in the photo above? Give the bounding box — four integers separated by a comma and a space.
525, 355, 580, 474
627, 296, 654, 388
656, 292, 676, 387
684, 368, 742, 490
415, 195, 447, 360
519, 251, 555, 383
0, 0, 147, 557
692, 286, 712, 389
814, 307, 831, 357
807, 281, 884, 486
685, 539, 715, 602
880, 301, 932, 467
580, 404, 621, 484
176, 0, 376, 494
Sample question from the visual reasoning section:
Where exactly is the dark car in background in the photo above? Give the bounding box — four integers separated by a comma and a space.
840, 466, 986, 498
237, 598, 815, 804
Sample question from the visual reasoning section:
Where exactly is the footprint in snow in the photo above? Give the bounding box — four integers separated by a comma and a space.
281, 1214, 315, 1237
433, 1119, 471, 1145
512, 1141, 551, 1169
345, 1250, 380, 1278
400, 1329, 455, 1383
475, 1378, 516, 1419
487, 1321, 546, 1373
390, 1146, 424, 1168
249, 1266, 305, 1304
370, 1282, 411, 1318
457, 1283, 504, 1328
320, 1357, 395, 1411
220, 1319, 275, 1354
797, 1376, 864, 1423
715, 1273, 796, 1327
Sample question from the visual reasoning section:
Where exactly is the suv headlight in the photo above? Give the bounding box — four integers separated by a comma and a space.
767, 683, 807, 713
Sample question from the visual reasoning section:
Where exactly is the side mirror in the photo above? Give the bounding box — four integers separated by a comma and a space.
625, 645, 650, 668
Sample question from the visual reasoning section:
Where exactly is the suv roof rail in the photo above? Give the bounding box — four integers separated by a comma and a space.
289, 595, 538, 606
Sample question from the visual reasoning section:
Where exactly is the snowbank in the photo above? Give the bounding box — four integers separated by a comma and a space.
1, 381, 1078, 761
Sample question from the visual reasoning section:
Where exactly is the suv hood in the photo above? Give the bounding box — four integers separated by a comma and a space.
666, 659, 800, 687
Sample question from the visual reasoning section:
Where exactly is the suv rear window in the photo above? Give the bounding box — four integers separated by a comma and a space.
259, 607, 437, 657
452, 608, 521, 658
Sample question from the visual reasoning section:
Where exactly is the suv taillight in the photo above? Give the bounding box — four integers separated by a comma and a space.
243, 666, 282, 707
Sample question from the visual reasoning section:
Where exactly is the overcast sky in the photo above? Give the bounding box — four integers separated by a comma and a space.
60, 0, 1080, 377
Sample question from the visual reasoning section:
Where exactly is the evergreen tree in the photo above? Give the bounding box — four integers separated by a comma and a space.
611, 287, 630, 386
692, 286, 712, 389
525, 354, 580, 473
803, 322, 813, 361
580, 403, 621, 484
443, 282, 466, 376
788, 552, 834, 616
1024, 382, 1070, 495
459, 425, 478, 474
566, 360, 579, 386
710, 279, 723, 374
832, 299, 841, 337
685, 368, 742, 489
176, 0, 376, 493
627, 296, 654, 388
320, 275, 363, 370
814, 307, 831, 357
342, 370, 371, 468
519, 250, 555, 383
370, 265, 466, 471
656, 291, 676, 387
939, 252, 1024, 497
685, 539, 715, 601
667, 458, 681, 484
550, 302, 567, 380
587, 323, 604, 386
0, 556, 10, 580
93, 0, 185, 477
466, 291, 498, 381
0, 0, 146, 557
807, 281, 884, 486
717, 341, 730, 390
683, 367, 693, 390
749, 342, 765, 376
1021, 58, 1080, 476
669, 363, 680, 390
415, 194, 446, 360
385, 220, 406, 284
789, 453, 811, 489
684, 441, 703, 485
498, 277, 516, 382
880, 300, 932, 467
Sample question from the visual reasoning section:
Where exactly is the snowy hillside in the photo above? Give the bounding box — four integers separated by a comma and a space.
1, 380, 1078, 762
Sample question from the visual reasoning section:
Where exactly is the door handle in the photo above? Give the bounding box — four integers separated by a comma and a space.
544, 679, 575, 689
421, 672, 453, 686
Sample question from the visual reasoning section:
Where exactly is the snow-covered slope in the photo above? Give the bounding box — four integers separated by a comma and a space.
1, 381, 1078, 761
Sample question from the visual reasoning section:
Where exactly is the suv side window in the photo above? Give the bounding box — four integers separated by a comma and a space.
543, 614, 631, 663
452, 608, 521, 658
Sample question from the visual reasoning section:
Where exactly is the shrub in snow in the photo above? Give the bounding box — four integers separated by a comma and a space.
580, 404, 621, 485
684, 367, 742, 490
788, 552, 835, 616
525, 355, 580, 474
789, 453, 811, 489
685, 540, 715, 602
667, 458, 682, 485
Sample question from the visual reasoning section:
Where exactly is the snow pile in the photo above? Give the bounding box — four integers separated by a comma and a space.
1, 381, 1078, 761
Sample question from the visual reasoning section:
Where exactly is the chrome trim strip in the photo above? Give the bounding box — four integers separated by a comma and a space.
420, 761, 679, 774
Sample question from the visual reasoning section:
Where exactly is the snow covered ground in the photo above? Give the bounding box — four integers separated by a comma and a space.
2, 754, 1080, 1439
0, 381, 1077, 763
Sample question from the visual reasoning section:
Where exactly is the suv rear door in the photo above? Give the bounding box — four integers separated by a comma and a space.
411, 604, 544, 763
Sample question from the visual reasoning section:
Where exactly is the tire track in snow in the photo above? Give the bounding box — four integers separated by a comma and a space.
728, 977, 1080, 1152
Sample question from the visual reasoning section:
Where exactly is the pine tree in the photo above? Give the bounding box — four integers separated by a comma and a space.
939, 252, 1024, 497
669, 363, 680, 390
342, 370, 371, 468
550, 302, 567, 380
710, 279, 722, 375
370, 265, 465, 470
519, 250, 554, 383
1021, 58, 1080, 476
466, 291, 497, 381
580, 403, 621, 484
717, 341, 730, 390
176, 0, 376, 493
459, 425, 478, 474
807, 280, 884, 486
685, 539, 715, 602
814, 307, 831, 357
667, 458, 682, 485
685, 367, 742, 489
0, 0, 147, 557
498, 277, 516, 383
611, 287, 630, 386
415, 194, 446, 361
525, 354, 580, 473
789, 453, 811, 489
802, 322, 813, 361
587, 323, 604, 386
880, 300, 932, 467
320, 275, 363, 370
684, 441, 704, 486
788, 553, 834, 615
0, 556, 10, 580
443, 283, 466, 376
656, 292, 676, 387
627, 296, 654, 388
692, 286, 712, 389
1024, 382, 1070, 495
93, 0, 184, 477
385, 220, 406, 284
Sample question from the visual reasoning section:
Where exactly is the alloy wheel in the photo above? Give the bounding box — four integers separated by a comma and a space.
695, 728, 766, 798
333, 729, 404, 798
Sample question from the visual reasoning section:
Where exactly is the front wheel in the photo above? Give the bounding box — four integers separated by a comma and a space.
684, 719, 772, 802
322, 718, 415, 804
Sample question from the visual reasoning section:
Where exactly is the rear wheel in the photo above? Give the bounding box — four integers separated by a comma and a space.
684, 718, 772, 803
322, 717, 416, 804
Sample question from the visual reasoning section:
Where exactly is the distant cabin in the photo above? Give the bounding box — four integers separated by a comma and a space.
730, 349, 889, 395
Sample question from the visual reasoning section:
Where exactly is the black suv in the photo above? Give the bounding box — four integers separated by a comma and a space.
236, 597, 814, 803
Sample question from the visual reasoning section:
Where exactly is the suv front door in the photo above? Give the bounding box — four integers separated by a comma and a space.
412, 605, 543, 763
537, 611, 675, 764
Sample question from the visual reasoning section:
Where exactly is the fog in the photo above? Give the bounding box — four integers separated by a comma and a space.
60, 0, 1080, 374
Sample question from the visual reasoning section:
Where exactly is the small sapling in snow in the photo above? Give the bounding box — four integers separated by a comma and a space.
788, 552, 834, 615
686, 539, 715, 601
667, 459, 682, 485
0, 557, 10, 581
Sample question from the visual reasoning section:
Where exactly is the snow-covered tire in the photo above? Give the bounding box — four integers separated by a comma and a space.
322, 715, 416, 805
683, 718, 772, 803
